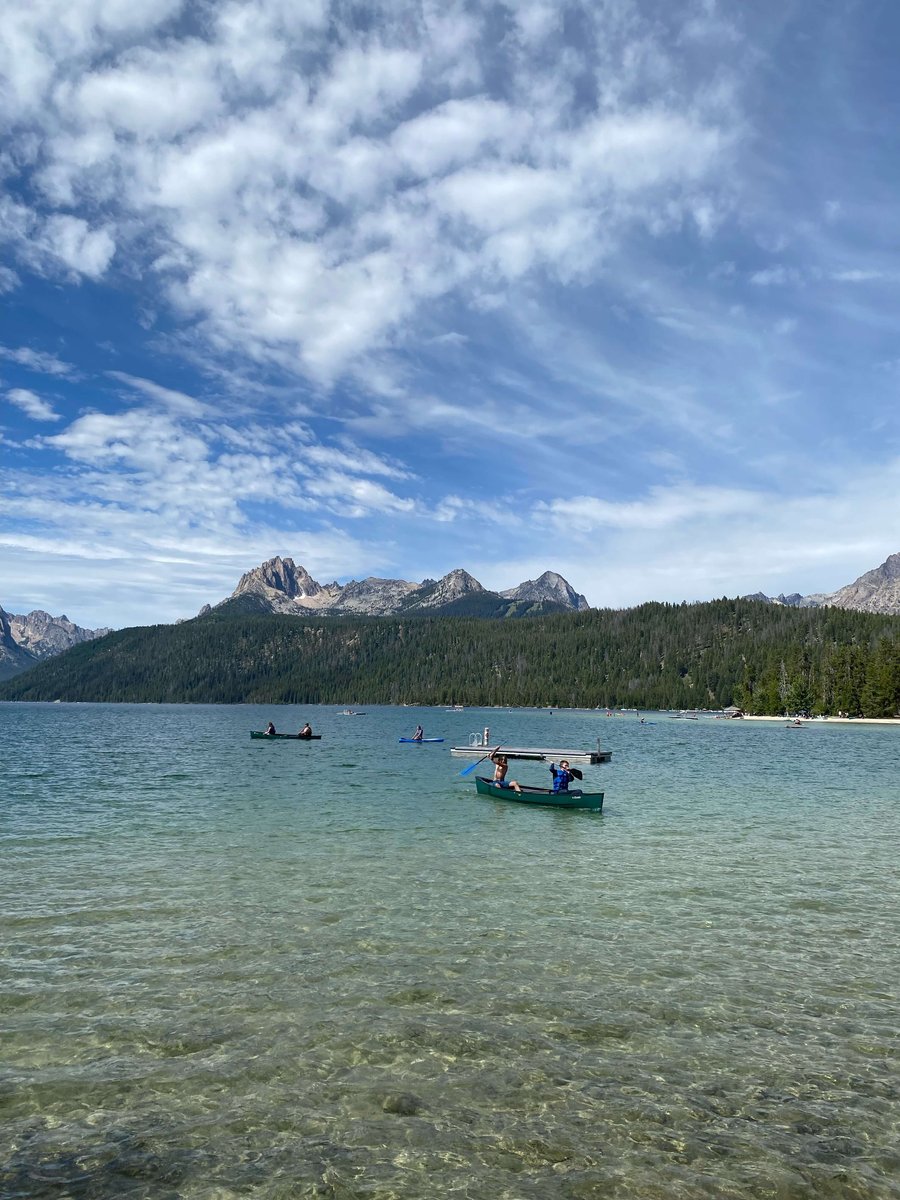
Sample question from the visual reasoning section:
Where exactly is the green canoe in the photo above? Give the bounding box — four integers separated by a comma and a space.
474, 776, 603, 811
250, 731, 322, 740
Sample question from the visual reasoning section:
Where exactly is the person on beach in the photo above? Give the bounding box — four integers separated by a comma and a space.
411, 725, 424, 741
299, 722, 313, 738
265, 721, 276, 735
549, 760, 575, 793
490, 753, 522, 793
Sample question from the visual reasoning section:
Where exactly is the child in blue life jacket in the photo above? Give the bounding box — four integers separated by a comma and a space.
549, 760, 575, 792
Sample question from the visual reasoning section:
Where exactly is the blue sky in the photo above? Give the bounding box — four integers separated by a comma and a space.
2, 0, 899, 628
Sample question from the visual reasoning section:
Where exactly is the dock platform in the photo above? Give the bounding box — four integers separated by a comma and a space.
450, 739, 611, 764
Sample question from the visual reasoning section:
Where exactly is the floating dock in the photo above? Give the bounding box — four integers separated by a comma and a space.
450, 736, 611, 764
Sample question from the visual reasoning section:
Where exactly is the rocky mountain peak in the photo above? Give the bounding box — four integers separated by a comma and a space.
234, 556, 322, 600
443, 568, 483, 591
413, 569, 486, 610
0, 604, 110, 681
748, 550, 900, 615
501, 570, 590, 611
821, 552, 900, 614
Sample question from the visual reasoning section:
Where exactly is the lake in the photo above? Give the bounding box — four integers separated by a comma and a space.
1, 703, 898, 1199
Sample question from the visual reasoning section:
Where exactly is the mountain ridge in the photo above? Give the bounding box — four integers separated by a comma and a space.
206, 557, 591, 620
748, 552, 900, 615
0, 606, 110, 682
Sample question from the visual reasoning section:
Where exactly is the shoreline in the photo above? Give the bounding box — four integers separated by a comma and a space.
741, 714, 900, 726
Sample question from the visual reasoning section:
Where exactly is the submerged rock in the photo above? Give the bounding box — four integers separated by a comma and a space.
382, 1092, 423, 1116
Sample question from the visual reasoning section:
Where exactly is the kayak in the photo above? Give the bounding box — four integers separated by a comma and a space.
398, 737, 445, 743
250, 731, 322, 739
474, 776, 603, 811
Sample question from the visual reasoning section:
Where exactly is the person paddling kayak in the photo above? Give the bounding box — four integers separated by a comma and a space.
411, 725, 424, 741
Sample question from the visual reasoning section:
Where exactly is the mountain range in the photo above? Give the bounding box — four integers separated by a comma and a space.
746, 552, 900, 615
0, 606, 110, 682
4, 551, 900, 684
200, 557, 592, 620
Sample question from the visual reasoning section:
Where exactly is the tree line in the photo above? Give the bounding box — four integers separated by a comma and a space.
1, 599, 899, 716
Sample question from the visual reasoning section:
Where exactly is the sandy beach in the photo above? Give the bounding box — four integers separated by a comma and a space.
742, 715, 900, 726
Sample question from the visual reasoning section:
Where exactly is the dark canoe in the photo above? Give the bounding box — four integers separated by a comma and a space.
250, 732, 322, 740
474, 777, 603, 811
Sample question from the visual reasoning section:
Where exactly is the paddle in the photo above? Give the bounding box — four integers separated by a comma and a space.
459, 745, 501, 778
570, 767, 583, 781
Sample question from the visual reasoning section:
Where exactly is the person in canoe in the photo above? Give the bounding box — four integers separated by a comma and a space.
298, 722, 313, 739
264, 721, 277, 735
490, 752, 522, 794
549, 760, 575, 792
411, 724, 424, 741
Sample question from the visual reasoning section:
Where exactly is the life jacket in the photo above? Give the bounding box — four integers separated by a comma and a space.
550, 765, 571, 792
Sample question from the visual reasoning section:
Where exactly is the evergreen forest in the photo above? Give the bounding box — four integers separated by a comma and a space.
2, 599, 900, 716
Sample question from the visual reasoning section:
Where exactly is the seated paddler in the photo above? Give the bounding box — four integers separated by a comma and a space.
490, 753, 522, 794
549, 760, 575, 792
299, 722, 313, 738
264, 721, 276, 735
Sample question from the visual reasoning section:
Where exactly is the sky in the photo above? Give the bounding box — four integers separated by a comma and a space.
2, 0, 899, 629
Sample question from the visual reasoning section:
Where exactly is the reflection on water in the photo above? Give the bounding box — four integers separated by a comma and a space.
1, 703, 898, 1198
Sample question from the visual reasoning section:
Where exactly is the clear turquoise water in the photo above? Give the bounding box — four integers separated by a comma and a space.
1, 703, 898, 1199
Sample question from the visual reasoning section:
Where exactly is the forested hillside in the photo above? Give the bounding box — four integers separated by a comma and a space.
1, 600, 899, 716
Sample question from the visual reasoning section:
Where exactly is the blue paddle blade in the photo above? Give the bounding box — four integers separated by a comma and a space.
458, 745, 501, 777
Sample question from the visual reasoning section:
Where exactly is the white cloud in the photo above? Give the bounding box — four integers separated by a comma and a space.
0, 345, 76, 376
303, 470, 416, 517
107, 371, 209, 417
536, 484, 752, 533
6, 387, 60, 421
71, 47, 223, 139
831, 269, 890, 283
0, 0, 738, 383
750, 266, 798, 287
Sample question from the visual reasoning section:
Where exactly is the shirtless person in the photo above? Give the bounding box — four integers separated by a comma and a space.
490, 753, 522, 794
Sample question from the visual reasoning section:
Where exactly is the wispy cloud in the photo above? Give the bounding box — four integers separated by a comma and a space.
0, 345, 77, 377
106, 371, 210, 417
6, 387, 60, 422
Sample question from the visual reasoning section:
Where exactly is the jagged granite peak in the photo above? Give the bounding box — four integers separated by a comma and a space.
744, 591, 821, 608
409, 569, 486, 610
0, 604, 110, 681
235, 556, 321, 600
820, 552, 900, 615
228, 556, 341, 613
501, 570, 590, 612
745, 553, 900, 615
330, 577, 419, 615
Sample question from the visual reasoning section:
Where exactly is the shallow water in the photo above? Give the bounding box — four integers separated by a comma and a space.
1, 703, 898, 1199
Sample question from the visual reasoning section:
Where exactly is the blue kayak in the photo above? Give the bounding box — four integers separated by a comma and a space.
398, 737, 445, 743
